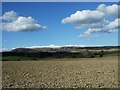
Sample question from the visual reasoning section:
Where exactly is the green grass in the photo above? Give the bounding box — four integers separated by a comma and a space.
1, 56, 36, 61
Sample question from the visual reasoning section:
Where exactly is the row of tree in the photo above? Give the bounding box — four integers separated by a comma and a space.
2, 51, 105, 58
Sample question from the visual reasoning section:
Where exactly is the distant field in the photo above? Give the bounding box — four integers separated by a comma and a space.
2, 56, 118, 88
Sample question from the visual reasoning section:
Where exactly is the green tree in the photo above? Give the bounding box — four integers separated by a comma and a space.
99, 50, 104, 57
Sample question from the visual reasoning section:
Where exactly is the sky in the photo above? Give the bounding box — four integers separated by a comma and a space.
1, 2, 119, 51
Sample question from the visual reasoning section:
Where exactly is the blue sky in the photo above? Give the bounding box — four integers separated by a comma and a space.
2, 2, 118, 50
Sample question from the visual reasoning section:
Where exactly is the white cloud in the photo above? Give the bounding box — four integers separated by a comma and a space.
75, 22, 104, 29
61, 4, 119, 37
26, 44, 84, 48
61, 10, 104, 25
104, 19, 119, 30
82, 19, 119, 37
97, 4, 120, 18
61, 10, 105, 35
27, 44, 61, 48
1, 11, 47, 32
64, 44, 85, 47
83, 28, 102, 36
0, 11, 18, 21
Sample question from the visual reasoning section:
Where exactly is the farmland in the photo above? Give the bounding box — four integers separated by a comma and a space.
2, 56, 118, 88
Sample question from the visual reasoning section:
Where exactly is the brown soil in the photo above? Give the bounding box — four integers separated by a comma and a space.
2, 56, 118, 88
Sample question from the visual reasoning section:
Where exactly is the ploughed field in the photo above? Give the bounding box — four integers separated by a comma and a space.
2, 56, 118, 88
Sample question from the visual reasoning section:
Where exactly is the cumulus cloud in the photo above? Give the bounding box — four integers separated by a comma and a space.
104, 19, 119, 30
0, 11, 18, 21
61, 4, 119, 37
61, 10, 105, 31
1, 11, 47, 32
82, 19, 119, 37
62, 10, 104, 25
97, 4, 120, 18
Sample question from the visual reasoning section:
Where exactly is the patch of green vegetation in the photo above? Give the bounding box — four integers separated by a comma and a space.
1, 56, 37, 61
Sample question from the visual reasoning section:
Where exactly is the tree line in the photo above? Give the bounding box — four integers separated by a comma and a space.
2, 51, 106, 59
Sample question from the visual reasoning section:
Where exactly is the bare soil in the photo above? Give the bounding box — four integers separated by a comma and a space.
2, 56, 118, 88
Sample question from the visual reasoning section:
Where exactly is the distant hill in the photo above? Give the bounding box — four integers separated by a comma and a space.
11, 48, 39, 53
11, 46, 119, 53
1, 46, 119, 60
